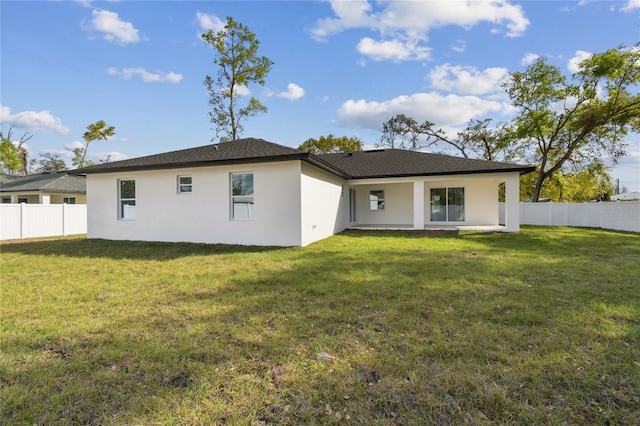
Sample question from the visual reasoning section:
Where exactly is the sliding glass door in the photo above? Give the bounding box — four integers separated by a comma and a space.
430, 187, 465, 222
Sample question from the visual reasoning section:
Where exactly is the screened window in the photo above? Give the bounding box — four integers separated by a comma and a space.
369, 190, 385, 210
63, 197, 76, 204
178, 175, 192, 194
231, 173, 254, 220
430, 187, 465, 222
119, 179, 136, 220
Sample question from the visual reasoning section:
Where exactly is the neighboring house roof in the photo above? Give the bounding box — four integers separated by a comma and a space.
72, 138, 535, 178
0, 172, 86, 193
611, 192, 640, 201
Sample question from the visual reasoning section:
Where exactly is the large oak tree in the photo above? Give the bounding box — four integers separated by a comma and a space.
504, 44, 640, 201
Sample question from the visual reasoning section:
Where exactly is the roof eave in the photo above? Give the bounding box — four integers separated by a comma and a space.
303, 156, 352, 179
349, 166, 537, 180
0, 189, 86, 194
72, 153, 311, 175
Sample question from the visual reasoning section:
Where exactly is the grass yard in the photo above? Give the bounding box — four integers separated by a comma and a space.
1, 227, 639, 425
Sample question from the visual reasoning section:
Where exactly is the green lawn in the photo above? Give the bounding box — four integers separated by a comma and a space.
1, 227, 639, 425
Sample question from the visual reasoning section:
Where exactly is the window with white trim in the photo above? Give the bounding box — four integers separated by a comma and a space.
63, 197, 76, 204
118, 179, 136, 220
178, 175, 192, 194
2, 197, 11, 204
369, 190, 385, 210
430, 187, 464, 222
231, 172, 253, 220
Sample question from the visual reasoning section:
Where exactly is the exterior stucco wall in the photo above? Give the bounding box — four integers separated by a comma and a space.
352, 183, 413, 226
87, 161, 303, 246
0, 192, 86, 204
300, 162, 348, 246
424, 177, 499, 225
5, 194, 40, 204
49, 194, 87, 204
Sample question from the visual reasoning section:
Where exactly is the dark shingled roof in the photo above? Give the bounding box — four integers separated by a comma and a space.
72, 137, 534, 178
317, 149, 535, 178
0, 172, 86, 193
73, 138, 309, 174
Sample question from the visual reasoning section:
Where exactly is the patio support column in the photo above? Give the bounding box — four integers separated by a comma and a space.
504, 174, 520, 232
413, 180, 425, 230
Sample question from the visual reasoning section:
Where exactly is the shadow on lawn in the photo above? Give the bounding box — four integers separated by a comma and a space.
0, 237, 287, 262
3, 225, 635, 263
3, 228, 639, 424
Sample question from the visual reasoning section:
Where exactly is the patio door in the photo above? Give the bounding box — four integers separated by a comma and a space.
430, 187, 465, 222
349, 188, 357, 223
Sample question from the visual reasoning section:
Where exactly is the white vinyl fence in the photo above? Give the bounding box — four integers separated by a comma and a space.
0, 204, 87, 240
500, 201, 640, 233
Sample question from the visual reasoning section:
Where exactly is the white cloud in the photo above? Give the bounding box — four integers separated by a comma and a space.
43, 142, 127, 164
0, 104, 71, 135
451, 39, 466, 53
521, 52, 540, 66
277, 83, 305, 100
86, 9, 140, 45
90, 150, 128, 163
428, 64, 509, 95
107, 67, 183, 83
219, 84, 251, 97
568, 50, 592, 73
310, 0, 375, 40
311, 0, 529, 62
357, 37, 431, 62
621, 0, 640, 11
337, 92, 504, 130
196, 11, 225, 33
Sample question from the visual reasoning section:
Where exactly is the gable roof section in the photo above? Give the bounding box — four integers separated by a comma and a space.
73, 138, 310, 174
0, 172, 86, 193
318, 149, 535, 178
72, 138, 534, 178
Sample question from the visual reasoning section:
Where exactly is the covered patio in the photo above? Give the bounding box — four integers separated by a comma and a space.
345, 172, 521, 232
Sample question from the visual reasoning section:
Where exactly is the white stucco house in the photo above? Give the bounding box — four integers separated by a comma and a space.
73, 138, 535, 247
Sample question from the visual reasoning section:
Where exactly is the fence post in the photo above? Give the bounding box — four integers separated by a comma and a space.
20, 202, 25, 239
62, 203, 67, 236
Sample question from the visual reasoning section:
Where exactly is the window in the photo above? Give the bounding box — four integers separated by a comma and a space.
63, 197, 76, 204
231, 172, 253, 220
1, 197, 10, 204
18, 198, 28, 204
118, 179, 136, 220
178, 175, 192, 194
430, 187, 464, 222
369, 190, 384, 210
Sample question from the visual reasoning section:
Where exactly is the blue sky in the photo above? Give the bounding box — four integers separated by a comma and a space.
1, 0, 639, 191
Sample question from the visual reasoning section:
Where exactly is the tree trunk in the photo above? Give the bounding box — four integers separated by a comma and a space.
532, 172, 545, 202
